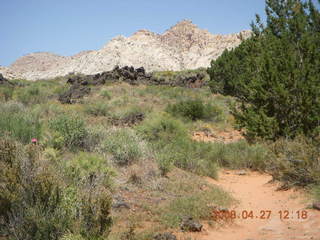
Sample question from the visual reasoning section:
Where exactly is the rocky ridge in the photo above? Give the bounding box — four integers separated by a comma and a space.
1, 20, 251, 80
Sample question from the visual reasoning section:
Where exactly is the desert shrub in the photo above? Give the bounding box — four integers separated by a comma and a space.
64, 152, 115, 188
166, 99, 223, 121
0, 102, 42, 144
0, 138, 70, 240
49, 115, 87, 149
102, 128, 143, 166
43, 147, 59, 162
137, 113, 188, 143
0, 138, 113, 240
83, 125, 108, 152
208, 0, 320, 140
84, 103, 109, 116
76, 182, 113, 239
268, 136, 320, 186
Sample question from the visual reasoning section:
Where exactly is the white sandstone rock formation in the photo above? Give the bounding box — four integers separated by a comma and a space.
2, 20, 251, 80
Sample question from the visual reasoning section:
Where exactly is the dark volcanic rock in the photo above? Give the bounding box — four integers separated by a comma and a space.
154, 232, 177, 240
0, 73, 14, 86
180, 217, 203, 232
58, 84, 91, 104
59, 66, 153, 103
65, 66, 152, 87
58, 66, 207, 103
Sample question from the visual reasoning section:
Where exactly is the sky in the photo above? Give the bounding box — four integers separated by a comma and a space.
0, 0, 270, 66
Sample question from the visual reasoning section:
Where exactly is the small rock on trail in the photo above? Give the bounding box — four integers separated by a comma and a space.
180, 216, 203, 232
154, 232, 177, 240
312, 202, 320, 211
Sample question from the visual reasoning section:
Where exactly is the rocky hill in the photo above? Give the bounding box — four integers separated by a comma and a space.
1, 20, 251, 80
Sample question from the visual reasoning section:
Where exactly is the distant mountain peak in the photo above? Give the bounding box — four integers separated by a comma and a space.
164, 19, 198, 35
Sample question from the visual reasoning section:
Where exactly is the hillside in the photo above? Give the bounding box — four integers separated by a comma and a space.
1, 73, 319, 240
0, 20, 251, 80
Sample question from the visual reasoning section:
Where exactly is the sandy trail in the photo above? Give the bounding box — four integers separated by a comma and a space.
197, 170, 320, 240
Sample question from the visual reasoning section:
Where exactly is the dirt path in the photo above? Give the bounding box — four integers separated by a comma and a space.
198, 170, 320, 240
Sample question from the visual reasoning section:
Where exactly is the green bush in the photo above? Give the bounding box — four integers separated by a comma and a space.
49, 115, 87, 149
102, 128, 143, 166
208, 0, 320, 140
0, 102, 42, 144
166, 99, 223, 121
137, 113, 188, 143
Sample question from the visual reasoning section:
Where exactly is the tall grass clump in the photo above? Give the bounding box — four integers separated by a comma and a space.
166, 99, 223, 122
102, 128, 143, 166
14, 85, 47, 105
0, 85, 14, 102
64, 152, 115, 188
157, 139, 219, 178
84, 102, 110, 117
137, 113, 188, 144
159, 186, 232, 228
211, 140, 270, 170
0, 102, 42, 144
49, 115, 87, 149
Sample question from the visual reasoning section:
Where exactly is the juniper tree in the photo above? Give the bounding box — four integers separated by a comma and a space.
208, 0, 320, 140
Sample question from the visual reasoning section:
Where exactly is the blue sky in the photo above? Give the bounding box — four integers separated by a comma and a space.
0, 0, 269, 66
